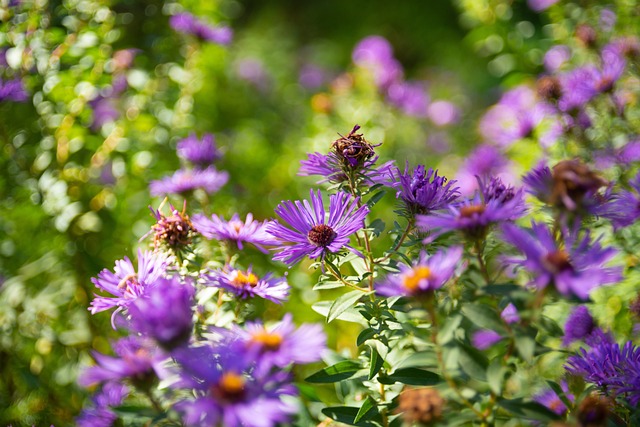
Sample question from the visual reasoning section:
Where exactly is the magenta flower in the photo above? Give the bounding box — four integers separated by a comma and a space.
472, 330, 503, 350
267, 189, 369, 265
170, 12, 232, 45
177, 133, 221, 167
0, 77, 28, 102
150, 167, 229, 196
376, 246, 463, 297
501, 303, 520, 324
228, 313, 327, 368
501, 222, 622, 300
203, 267, 289, 304
89, 250, 172, 327
173, 344, 297, 427
352, 35, 403, 89
192, 213, 275, 253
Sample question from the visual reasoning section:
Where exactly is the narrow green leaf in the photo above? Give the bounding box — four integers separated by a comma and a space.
368, 218, 386, 237
379, 368, 440, 385
321, 406, 379, 426
368, 345, 384, 380
497, 398, 560, 422
545, 380, 573, 409
354, 396, 378, 423
396, 351, 438, 369
305, 360, 362, 383
515, 331, 536, 363
462, 304, 506, 333
366, 190, 386, 208
312, 301, 363, 323
437, 313, 463, 344
458, 342, 489, 381
356, 328, 376, 346
487, 358, 505, 395
327, 290, 366, 323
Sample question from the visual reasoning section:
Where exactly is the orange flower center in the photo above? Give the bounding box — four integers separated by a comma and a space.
211, 372, 246, 402
459, 205, 486, 218
403, 266, 432, 292
232, 271, 259, 287
251, 330, 283, 350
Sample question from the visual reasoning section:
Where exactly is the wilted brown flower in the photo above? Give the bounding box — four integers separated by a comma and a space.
550, 159, 607, 211
397, 387, 445, 425
146, 199, 196, 249
331, 124, 378, 169
577, 394, 610, 427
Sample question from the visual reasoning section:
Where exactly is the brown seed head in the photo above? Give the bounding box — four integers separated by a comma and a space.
397, 387, 445, 425
550, 160, 607, 210
537, 76, 563, 101
577, 395, 610, 427
307, 224, 337, 247
331, 125, 377, 169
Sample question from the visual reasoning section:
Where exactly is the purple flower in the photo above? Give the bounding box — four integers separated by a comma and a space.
90, 96, 120, 130
267, 190, 369, 265
235, 58, 270, 91
298, 152, 393, 186
472, 330, 503, 350
533, 380, 573, 416
456, 144, 513, 195
150, 167, 229, 196
77, 383, 129, 427
192, 213, 275, 253
501, 222, 621, 300
79, 337, 165, 388
376, 247, 463, 297
177, 133, 221, 167
386, 80, 429, 117
204, 267, 289, 304
389, 164, 459, 216
298, 63, 330, 89
173, 344, 297, 427
128, 276, 194, 350
228, 313, 326, 368
501, 303, 520, 324
0, 77, 28, 102
563, 306, 596, 346
89, 250, 172, 326
417, 177, 526, 242
427, 100, 460, 126
527, 0, 559, 12
144, 200, 196, 250
170, 12, 232, 45
352, 36, 403, 89
544, 45, 572, 72
594, 173, 640, 229
600, 9, 617, 32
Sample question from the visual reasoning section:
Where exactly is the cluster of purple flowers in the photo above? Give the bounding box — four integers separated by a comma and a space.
0, 77, 28, 102
170, 12, 232, 45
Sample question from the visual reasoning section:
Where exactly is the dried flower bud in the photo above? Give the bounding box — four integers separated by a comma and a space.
146, 199, 196, 250
537, 76, 562, 101
576, 24, 597, 48
331, 125, 378, 169
550, 160, 607, 210
397, 387, 445, 425
577, 395, 610, 427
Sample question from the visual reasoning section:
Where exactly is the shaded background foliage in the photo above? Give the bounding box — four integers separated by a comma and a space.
1, 0, 637, 425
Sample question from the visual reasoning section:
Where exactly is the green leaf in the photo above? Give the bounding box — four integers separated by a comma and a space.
462, 304, 506, 333
378, 368, 440, 385
366, 190, 386, 208
327, 290, 367, 323
487, 358, 506, 395
458, 342, 489, 381
305, 360, 362, 383
497, 398, 560, 422
437, 313, 463, 344
354, 396, 378, 423
312, 301, 363, 324
321, 406, 379, 426
112, 405, 159, 418
368, 345, 384, 380
368, 218, 386, 237
514, 329, 537, 363
357, 328, 377, 346
396, 351, 438, 369
483, 283, 521, 296
546, 380, 573, 409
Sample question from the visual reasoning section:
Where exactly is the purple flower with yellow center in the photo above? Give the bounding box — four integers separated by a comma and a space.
376, 246, 463, 297
177, 133, 221, 167
128, 276, 194, 351
533, 380, 573, 416
267, 189, 369, 265
417, 177, 526, 242
89, 250, 172, 327
173, 344, 297, 427
192, 212, 275, 253
79, 337, 165, 388
228, 313, 326, 368
389, 164, 459, 216
501, 222, 621, 300
170, 12, 232, 45
203, 267, 289, 304
472, 330, 503, 350
150, 167, 229, 197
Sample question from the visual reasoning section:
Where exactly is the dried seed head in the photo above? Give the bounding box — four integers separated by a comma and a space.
149, 200, 196, 249
550, 160, 607, 210
537, 76, 562, 101
397, 387, 445, 425
577, 395, 610, 427
331, 125, 377, 169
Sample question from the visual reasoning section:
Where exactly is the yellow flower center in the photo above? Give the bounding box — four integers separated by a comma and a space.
211, 371, 246, 402
251, 330, 283, 350
403, 266, 431, 292
232, 271, 259, 287
230, 220, 243, 233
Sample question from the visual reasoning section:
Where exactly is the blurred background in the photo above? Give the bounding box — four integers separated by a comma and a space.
0, 0, 634, 424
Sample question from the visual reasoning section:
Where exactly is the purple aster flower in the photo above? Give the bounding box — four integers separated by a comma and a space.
298, 152, 393, 186
173, 344, 297, 427
170, 12, 232, 45
177, 133, 221, 167
544, 45, 572, 72
533, 380, 573, 416
388, 163, 460, 216
298, 63, 330, 89
128, 276, 194, 351
594, 172, 640, 229
235, 58, 270, 91
144, 200, 196, 250
267, 189, 369, 265
0, 77, 28, 102
527, 0, 559, 12
501, 222, 621, 300
79, 337, 166, 388
227, 313, 326, 368
501, 303, 520, 324
150, 167, 229, 197
192, 213, 275, 253
600, 9, 617, 32
376, 246, 463, 297
563, 306, 596, 346
566, 339, 639, 391
352, 35, 403, 89
472, 330, 503, 350
456, 144, 513, 195
417, 177, 526, 241
77, 407, 118, 427
427, 100, 460, 126
386, 80, 429, 117
89, 250, 172, 327
203, 267, 289, 304
77, 383, 129, 427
